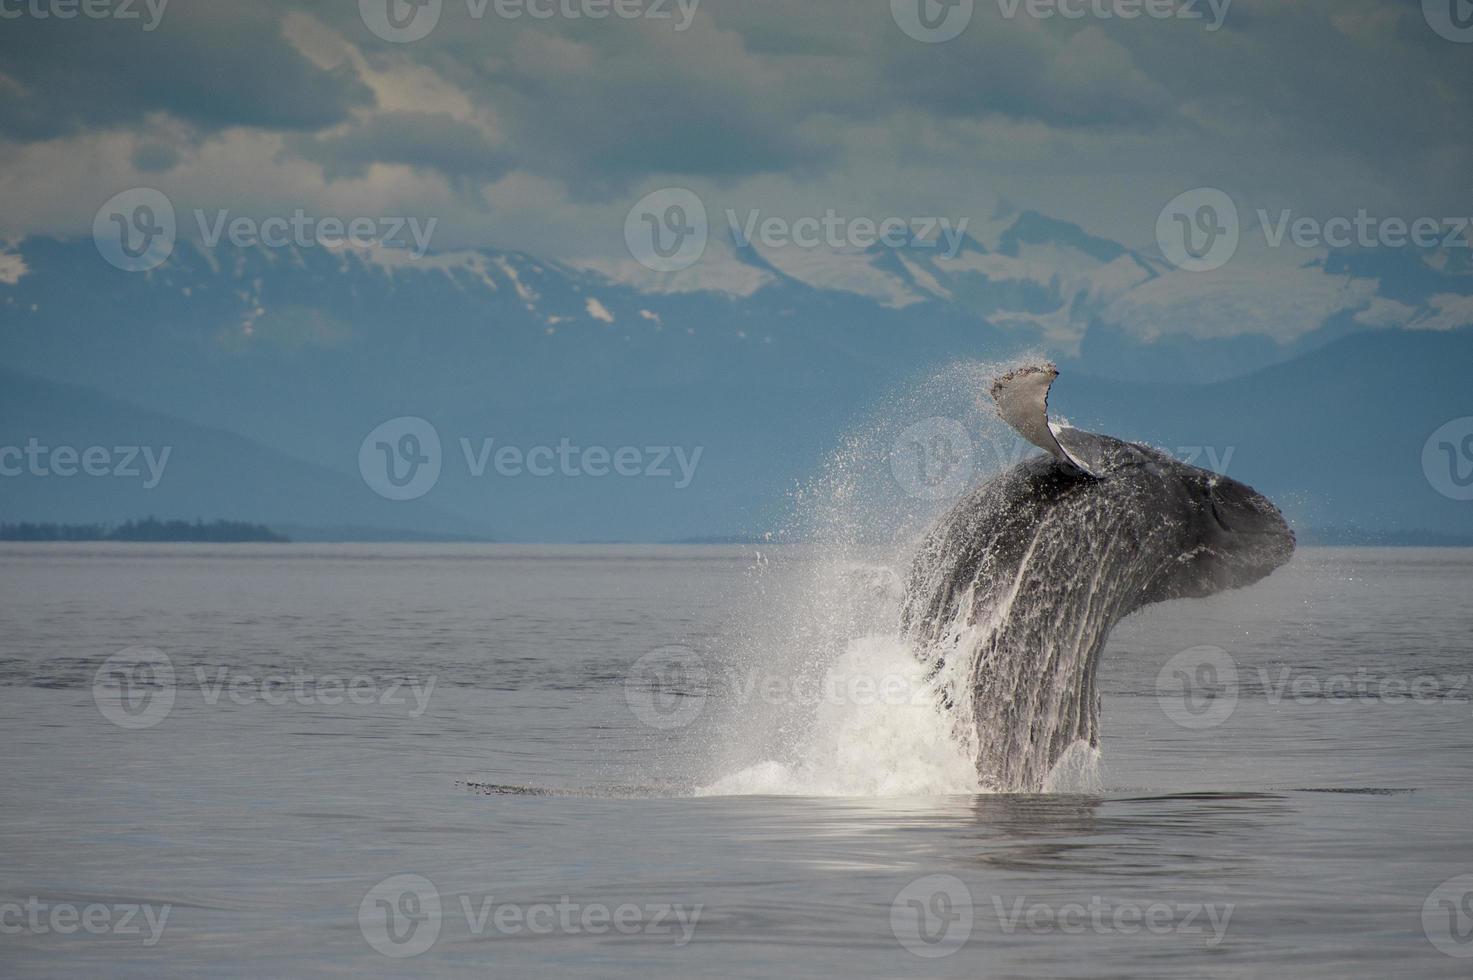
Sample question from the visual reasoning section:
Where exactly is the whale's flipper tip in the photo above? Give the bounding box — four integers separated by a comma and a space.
989, 362, 1059, 405
990, 361, 1099, 478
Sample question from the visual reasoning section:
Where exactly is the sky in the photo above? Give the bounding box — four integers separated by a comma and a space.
0, 0, 1470, 332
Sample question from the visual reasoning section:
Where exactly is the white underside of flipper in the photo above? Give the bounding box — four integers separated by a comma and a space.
989, 362, 1100, 478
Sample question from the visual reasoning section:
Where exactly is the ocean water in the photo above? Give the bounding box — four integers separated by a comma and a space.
1, 542, 1472, 977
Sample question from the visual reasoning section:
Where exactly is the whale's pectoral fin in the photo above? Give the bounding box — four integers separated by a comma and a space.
989, 362, 1101, 478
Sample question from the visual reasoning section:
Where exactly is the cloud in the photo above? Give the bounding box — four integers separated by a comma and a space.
885, 18, 1175, 128
131, 141, 182, 173
0, 1, 371, 141
1410, 294, 1473, 332
0, 0, 1469, 350
476, 23, 833, 197
290, 111, 511, 182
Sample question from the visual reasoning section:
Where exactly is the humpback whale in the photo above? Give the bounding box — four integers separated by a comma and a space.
901, 363, 1295, 792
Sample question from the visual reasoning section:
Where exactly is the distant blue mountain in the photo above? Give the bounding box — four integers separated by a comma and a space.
0, 213, 1469, 541
0, 368, 483, 538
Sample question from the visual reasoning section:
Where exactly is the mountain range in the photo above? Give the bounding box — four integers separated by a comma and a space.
1, 207, 1469, 542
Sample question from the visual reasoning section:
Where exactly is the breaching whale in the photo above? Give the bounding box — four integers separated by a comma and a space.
901, 363, 1295, 792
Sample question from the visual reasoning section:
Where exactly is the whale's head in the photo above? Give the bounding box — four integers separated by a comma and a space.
1131, 450, 1296, 603
987, 361, 1295, 607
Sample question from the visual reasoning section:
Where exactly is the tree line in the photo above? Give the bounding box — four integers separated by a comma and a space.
0, 518, 288, 542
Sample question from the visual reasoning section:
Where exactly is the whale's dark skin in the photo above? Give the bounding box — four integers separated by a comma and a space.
901, 402, 1295, 792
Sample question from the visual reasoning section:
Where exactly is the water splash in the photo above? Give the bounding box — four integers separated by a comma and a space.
696, 632, 979, 797
692, 358, 1108, 797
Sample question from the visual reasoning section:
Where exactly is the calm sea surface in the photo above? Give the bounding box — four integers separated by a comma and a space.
1, 544, 1471, 977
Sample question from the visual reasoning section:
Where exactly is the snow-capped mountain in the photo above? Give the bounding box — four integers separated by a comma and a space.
1, 207, 1470, 541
